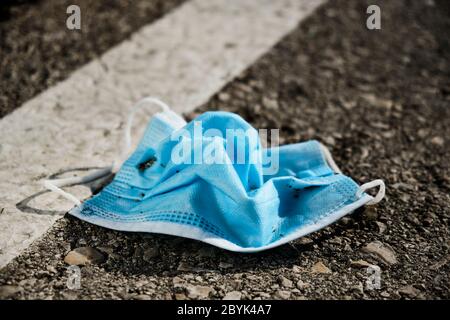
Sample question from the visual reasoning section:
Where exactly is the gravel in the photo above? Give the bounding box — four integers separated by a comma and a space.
64, 247, 106, 266
0, 0, 449, 299
361, 241, 398, 266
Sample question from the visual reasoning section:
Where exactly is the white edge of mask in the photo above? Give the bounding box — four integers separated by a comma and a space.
68, 194, 373, 253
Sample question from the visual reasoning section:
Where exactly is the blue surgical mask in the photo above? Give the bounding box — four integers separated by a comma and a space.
45, 97, 385, 252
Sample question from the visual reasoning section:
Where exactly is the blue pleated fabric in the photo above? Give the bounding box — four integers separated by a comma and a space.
72, 111, 366, 251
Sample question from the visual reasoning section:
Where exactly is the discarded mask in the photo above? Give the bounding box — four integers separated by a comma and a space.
44, 97, 385, 252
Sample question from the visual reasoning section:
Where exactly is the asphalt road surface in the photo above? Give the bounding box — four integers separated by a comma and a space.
0, 0, 185, 118
0, 0, 449, 299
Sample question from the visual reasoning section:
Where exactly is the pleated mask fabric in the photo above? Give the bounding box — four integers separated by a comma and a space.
45, 97, 385, 252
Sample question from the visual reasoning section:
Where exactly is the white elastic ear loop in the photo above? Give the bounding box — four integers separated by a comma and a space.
43, 166, 112, 206
112, 97, 171, 172
319, 143, 385, 206
319, 143, 342, 174
43, 97, 172, 206
356, 179, 385, 205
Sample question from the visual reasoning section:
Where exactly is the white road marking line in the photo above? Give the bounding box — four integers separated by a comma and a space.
0, 0, 325, 268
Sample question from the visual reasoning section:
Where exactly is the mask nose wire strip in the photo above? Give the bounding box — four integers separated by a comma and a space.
356, 179, 385, 205
43, 97, 172, 206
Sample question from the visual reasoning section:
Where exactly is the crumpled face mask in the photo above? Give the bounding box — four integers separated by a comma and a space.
44, 97, 385, 252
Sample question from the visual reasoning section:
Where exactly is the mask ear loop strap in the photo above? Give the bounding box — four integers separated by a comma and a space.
356, 179, 385, 205
43, 167, 113, 206
43, 97, 172, 206
319, 143, 385, 206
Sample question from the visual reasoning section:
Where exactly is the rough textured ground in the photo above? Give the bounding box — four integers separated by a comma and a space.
0, 0, 449, 299
0, 0, 185, 118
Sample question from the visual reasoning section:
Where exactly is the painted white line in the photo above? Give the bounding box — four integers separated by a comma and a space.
0, 0, 325, 268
